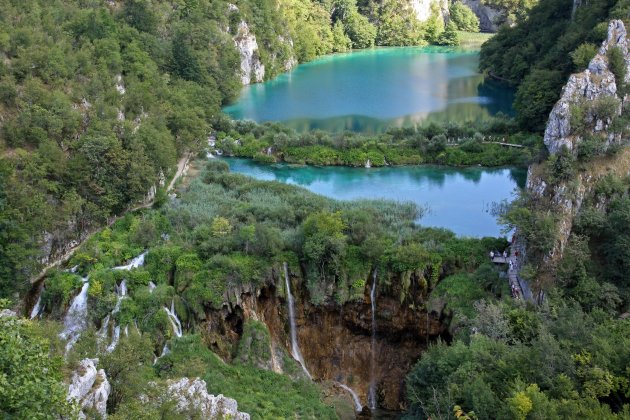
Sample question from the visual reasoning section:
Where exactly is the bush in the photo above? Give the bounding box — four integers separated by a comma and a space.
592, 96, 620, 121
607, 46, 627, 97
449, 2, 480, 32
570, 43, 598, 70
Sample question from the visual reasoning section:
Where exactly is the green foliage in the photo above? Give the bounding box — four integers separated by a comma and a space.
0, 315, 73, 418
607, 46, 627, 97
450, 2, 480, 32
571, 43, 598, 70
220, 119, 539, 168
157, 335, 336, 418
436, 22, 461, 46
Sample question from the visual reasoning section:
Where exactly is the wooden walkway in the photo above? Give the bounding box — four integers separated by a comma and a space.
491, 254, 534, 302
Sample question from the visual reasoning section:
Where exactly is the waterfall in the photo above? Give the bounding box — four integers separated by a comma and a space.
163, 300, 182, 338
113, 251, 147, 271
336, 382, 363, 412
106, 325, 121, 353
154, 343, 170, 365
98, 315, 111, 342
60, 277, 90, 353
283, 262, 312, 379
29, 292, 43, 319
148, 281, 156, 293
367, 269, 377, 410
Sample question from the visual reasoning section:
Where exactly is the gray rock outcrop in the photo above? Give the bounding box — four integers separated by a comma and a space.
233, 21, 265, 86
161, 378, 250, 419
544, 20, 630, 155
67, 358, 111, 419
461, 0, 502, 32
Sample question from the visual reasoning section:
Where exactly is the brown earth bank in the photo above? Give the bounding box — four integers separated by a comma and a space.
199, 266, 450, 411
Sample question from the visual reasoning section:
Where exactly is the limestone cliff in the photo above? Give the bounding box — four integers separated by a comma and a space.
524, 20, 630, 272
461, 0, 502, 32
544, 20, 629, 155
233, 21, 266, 86
67, 358, 111, 419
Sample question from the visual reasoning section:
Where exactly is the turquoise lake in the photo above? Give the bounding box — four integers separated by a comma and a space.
223, 47, 514, 133
223, 158, 527, 237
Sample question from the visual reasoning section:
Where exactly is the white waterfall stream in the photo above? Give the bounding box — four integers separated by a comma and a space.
283, 262, 312, 379
60, 277, 90, 354
113, 251, 147, 271
164, 299, 182, 337
337, 382, 363, 412
29, 292, 43, 319
106, 325, 121, 353
367, 269, 377, 410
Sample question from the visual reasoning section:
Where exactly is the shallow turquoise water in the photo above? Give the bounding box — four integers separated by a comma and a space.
224, 158, 526, 237
223, 47, 514, 133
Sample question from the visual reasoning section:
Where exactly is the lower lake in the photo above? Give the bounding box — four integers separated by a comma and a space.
223, 158, 527, 237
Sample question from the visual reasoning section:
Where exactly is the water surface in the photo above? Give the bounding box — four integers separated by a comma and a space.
223, 47, 513, 133
224, 158, 526, 237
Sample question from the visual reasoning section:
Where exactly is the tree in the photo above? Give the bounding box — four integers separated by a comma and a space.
0, 312, 73, 418
450, 2, 480, 32
436, 21, 461, 46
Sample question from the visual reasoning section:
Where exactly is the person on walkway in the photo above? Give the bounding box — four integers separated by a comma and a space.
490, 251, 494, 259
503, 250, 507, 258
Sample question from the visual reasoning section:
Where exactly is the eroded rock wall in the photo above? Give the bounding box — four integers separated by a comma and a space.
200, 266, 449, 411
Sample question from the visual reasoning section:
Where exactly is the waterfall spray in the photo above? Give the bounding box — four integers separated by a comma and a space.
368, 268, 377, 409
164, 299, 183, 337
283, 262, 312, 379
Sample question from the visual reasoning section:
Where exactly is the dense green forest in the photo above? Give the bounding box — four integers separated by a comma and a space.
0, 0, 477, 300
2, 0, 630, 418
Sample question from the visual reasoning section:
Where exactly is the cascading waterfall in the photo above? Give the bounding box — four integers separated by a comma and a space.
367, 269, 377, 410
336, 382, 363, 412
113, 251, 147, 271
29, 292, 43, 319
106, 325, 121, 353
148, 281, 156, 293
283, 262, 312, 379
60, 277, 90, 354
164, 299, 183, 338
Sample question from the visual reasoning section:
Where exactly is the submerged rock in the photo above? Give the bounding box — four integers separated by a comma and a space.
67, 358, 111, 419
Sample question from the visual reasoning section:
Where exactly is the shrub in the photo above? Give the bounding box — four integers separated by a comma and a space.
591, 96, 620, 121
607, 46, 627, 97
570, 43, 598, 70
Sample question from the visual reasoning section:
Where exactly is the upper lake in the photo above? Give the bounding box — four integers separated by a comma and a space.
223, 47, 514, 133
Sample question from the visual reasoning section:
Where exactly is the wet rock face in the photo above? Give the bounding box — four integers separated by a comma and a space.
544, 20, 629, 155
293, 297, 446, 410
67, 358, 111, 419
204, 267, 448, 411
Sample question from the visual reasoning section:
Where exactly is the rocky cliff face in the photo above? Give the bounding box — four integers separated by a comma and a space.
67, 358, 111, 419
525, 20, 630, 267
200, 265, 449, 411
544, 20, 629, 155
233, 21, 266, 86
461, 0, 502, 32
